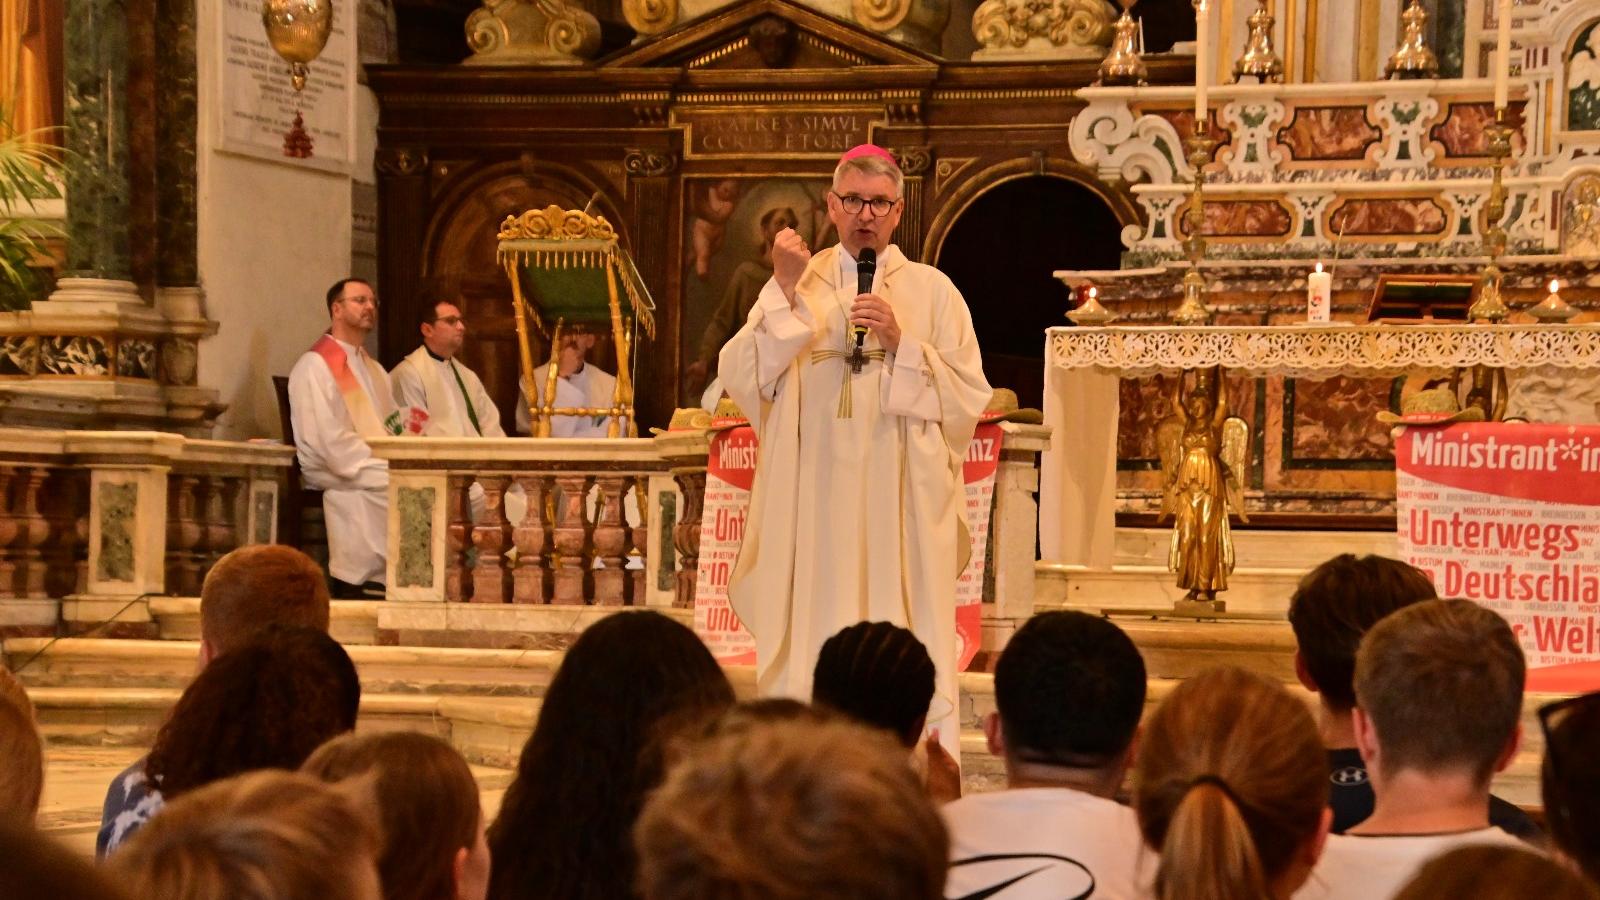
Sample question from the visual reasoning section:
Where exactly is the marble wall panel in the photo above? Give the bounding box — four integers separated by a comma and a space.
1277, 106, 1380, 161
38, 336, 109, 376
396, 486, 435, 589
1429, 101, 1525, 157
1328, 198, 1449, 237
1180, 199, 1294, 238
96, 482, 137, 583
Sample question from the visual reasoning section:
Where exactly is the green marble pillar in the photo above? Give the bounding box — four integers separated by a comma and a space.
156, 0, 197, 288
63, 0, 133, 281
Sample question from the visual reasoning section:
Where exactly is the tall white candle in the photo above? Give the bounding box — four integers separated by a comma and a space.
1494, 0, 1512, 109
1194, 1, 1209, 126
1307, 263, 1332, 323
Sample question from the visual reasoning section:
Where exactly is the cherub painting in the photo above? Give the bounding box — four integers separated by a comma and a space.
1157, 367, 1251, 604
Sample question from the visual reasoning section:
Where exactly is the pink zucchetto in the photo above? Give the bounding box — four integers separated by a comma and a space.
839, 144, 899, 168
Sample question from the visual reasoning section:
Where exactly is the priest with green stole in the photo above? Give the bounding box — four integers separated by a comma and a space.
717, 145, 991, 763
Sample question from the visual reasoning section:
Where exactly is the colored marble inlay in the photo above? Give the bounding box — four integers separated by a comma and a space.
1277, 107, 1379, 161
1180, 200, 1294, 238
396, 486, 435, 588
1568, 19, 1600, 131
1285, 377, 1396, 467
655, 490, 677, 592
252, 489, 275, 544
1430, 101, 1525, 156
1328, 198, 1448, 237
97, 481, 137, 582
0, 336, 39, 375
39, 336, 109, 376
116, 339, 156, 378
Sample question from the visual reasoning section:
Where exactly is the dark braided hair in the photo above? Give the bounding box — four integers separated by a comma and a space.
811, 621, 935, 748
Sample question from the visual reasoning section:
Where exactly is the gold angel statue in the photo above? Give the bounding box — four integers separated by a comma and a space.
1156, 367, 1251, 606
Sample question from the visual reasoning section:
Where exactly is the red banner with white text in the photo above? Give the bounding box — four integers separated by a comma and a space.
694, 422, 1002, 671
1396, 422, 1600, 692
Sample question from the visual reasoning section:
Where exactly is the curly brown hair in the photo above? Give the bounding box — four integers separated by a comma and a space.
144, 625, 360, 799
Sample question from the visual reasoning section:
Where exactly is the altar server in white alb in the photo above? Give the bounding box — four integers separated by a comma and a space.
390, 295, 505, 439
516, 329, 619, 438
718, 144, 991, 761
288, 278, 397, 597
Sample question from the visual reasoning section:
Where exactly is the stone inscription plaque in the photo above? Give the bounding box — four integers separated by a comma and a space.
678, 110, 875, 156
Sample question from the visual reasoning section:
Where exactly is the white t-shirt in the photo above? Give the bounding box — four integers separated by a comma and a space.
1294, 827, 1526, 900
943, 787, 1151, 900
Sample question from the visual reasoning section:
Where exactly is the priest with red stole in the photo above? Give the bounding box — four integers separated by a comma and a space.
717, 145, 991, 762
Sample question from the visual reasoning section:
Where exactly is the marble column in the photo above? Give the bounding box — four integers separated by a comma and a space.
155, 0, 198, 292
62, 0, 134, 285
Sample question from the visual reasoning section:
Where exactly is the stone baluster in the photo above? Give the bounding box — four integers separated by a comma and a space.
13, 467, 50, 598
206, 475, 242, 569
551, 475, 591, 604
672, 470, 705, 610
591, 475, 629, 606
629, 476, 649, 605
0, 466, 18, 597
512, 474, 551, 604
444, 474, 473, 602
165, 475, 204, 595
41, 469, 88, 599
470, 475, 513, 604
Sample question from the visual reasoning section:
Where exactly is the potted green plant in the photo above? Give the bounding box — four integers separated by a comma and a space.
0, 107, 62, 311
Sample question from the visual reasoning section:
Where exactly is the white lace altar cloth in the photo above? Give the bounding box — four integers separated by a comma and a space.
1045, 324, 1600, 379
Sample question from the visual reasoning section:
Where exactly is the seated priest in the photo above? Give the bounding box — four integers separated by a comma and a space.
389, 294, 505, 438
516, 329, 620, 438
287, 278, 396, 599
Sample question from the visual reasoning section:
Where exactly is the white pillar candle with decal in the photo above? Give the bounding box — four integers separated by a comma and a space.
1308, 262, 1332, 323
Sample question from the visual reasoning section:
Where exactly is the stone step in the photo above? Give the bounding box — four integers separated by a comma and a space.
1035, 563, 1303, 616
150, 597, 382, 646
1112, 528, 1397, 570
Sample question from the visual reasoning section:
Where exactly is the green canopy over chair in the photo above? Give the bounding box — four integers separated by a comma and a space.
497, 206, 655, 437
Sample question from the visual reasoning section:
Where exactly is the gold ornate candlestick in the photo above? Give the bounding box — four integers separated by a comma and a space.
1385, 0, 1439, 79
1468, 109, 1514, 322
1172, 125, 1216, 325
1098, 0, 1148, 87
1232, 0, 1283, 83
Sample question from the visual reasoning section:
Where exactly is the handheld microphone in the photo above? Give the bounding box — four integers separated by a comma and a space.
854, 247, 876, 352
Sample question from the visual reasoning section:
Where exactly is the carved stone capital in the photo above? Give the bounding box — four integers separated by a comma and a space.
972, 0, 1115, 60
852, 0, 948, 54
463, 0, 601, 67
892, 146, 932, 176
376, 146, 429, 177
623, 0, 678, 37
623, 149, 678, 178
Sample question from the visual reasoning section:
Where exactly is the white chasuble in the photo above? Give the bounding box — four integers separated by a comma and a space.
718, 243, 990, 760
287, 337, 396, 585
390, 346, 506, 438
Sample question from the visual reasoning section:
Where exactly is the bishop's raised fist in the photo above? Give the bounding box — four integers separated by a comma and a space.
771, 227, 811, 301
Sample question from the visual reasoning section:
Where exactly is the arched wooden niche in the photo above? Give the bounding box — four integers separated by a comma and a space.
418, 162, 628, 435
927, 163, 1134, 412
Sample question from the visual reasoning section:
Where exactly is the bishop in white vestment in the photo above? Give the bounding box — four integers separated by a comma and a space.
288, 279, 395, 589
718, 146, 990, 759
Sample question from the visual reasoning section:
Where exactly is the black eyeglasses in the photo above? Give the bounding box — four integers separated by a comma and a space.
831, 192, 899, 217
431, 315, 464, 326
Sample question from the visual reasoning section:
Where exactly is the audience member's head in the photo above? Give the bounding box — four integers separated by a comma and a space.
1287, 553, 1436, 714
304, 731, 490, 900
111, 769, 382, 900
635, 717, 948, 900
144, 625, 360, 800
1542, 692, 1600, 883
1134, 667, 1329, 900
0, 667, 42, 822
487, 610, 735, 900
1354, 598, 1524, 788
0, 820, 137, 900
812, 621, 935, 748
199, 544, 331, 665
1392, 845, 1600, 900
990, 611, 1146, 792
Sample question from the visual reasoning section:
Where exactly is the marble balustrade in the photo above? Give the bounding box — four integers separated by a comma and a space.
0, 429, 291, 638
371, 424, 1054, 623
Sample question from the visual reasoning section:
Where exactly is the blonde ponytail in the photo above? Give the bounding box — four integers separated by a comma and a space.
1135, 668, 1325, 900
